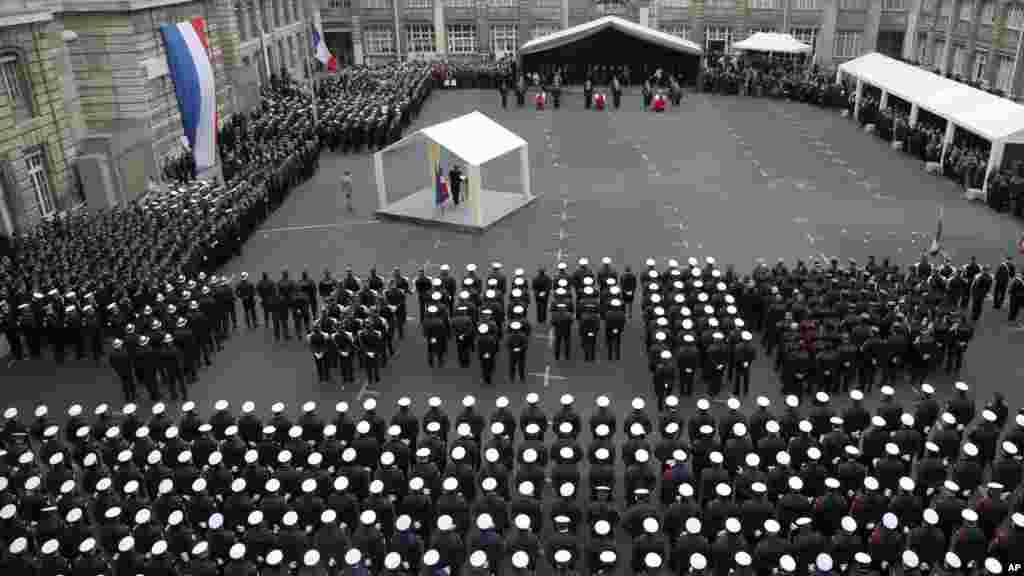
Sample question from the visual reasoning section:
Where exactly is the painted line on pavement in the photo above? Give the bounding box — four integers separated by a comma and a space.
528, 365, 568, 388
263, 220, 379, 234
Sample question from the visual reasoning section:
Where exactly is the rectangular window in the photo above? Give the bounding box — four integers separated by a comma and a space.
959, 0, 972, 20
281, 0, 291, 23
407, 0, 432, 6
447, 23, 477, 53
25, 147, 54, 218
446, 0, 474, 7
706, 26, 733, 52
1009, 5, 1024, 29
364, 25, 395, 54
790, 27, 817, 51
328, 0, 351, 8
406, 23, 435, 52
488, 0, 516, 6
882, 0, 903, 10
0, 55, 30, 121
491, 24, 518, 55
840, 0, 866, 10
260, 0, 271, 30
661, 24, 690, 38
997, 54, 1014, 93
918, 33, 928, 62
660, 0, 690, 6
293, 0, 302, 20
792, 0, 819, 10
834, 31, 862, 57
748, 27, 776, 34
707, 0, 734, 8
535, 0, 560, 7
980, 1, 994, 21
973, 50, 986, 82
750, 0, 777, 9
365, 0, 393, 8
532, 24, 559, 38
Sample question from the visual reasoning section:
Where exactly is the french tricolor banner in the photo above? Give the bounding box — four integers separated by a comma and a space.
160, 18, 217, 171
311, 7, 337, 72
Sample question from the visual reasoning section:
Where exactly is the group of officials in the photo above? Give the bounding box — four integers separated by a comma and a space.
0, 382, 1023, 574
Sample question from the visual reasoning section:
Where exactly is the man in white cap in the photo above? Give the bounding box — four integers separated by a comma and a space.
550, 289, 574, 361
507, 515, 540, 571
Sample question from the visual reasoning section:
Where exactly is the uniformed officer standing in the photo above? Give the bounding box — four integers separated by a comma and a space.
605, 298, 626, 360
552, 295, 573, 361
532, 268, 551, 324
507, 321, 529, 383
477, 324, 498, 386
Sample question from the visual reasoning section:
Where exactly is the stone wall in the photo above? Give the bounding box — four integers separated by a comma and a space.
0, 17, 76, 231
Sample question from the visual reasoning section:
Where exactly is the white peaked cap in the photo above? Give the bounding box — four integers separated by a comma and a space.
986, 558, 1003, 574
396, 515, 412, 531
470, 550, 487, 567
632, 397, 645, 410
901, 413, 915, 427
437, 515, 454, 531
757, 396, 770, 407
360, 510, 376, 525
229, 543, 245, 560
903, 551, 920, 569
691, 553, 707, 570
666, 396, 679, 408
899, 477, 915, 492
955, 381, 969, 392
356, 421, 370, 435
117, 536, 134, 553
825, 478, 840, 490
442, 477, 458, 492
881, 386, 894, 396
513, 551, 529, 568
515, 514, 531, 530
786, 395, 799, 407
596, 395, 610, 407
679, 483, 694, 497
526, 393, 539, 405
477, 514, 494, 530
766, 421, 780, 433
41, 539, 59, 555
519, 481, 535, 496
726, 518, 741, 533
346, 549, 363, 566
335, 402, 349, 413
789, 477, 804, 491
1014, 513, 1024, 528
945, 480, 960, 492
799, 420, 813, 433
776, 452, 790, 466
643, 517, 659, 533
496, 396, 510, 408
727, 397, 741, 410
630, 423, 645, 436
595, 520, 611, 535
463, 395, 476, 408
921, 383, 935, 394
736, 552, 752, 566
686, 518, 702, 534
302, 479, 317, 493
816, 554, 833, 572
304, 550, 321, 566
733, 423, 747, 436
923, 509, 940, 525
850, 389, 864, 401
855, 553, 872, 565
635, 449, 649, 462
302, 401, 316, 413
946, 552, 962, 569
716, 483, 732, 497
882, 513, 898, 529
709, 451, 724, 464
560, 482, 575, 497
751, 482, 767, 494
962, 509, 979, 523
841, 516, 857, 532
780, 556, 797, 572
645, 553, 663, 568
697, 399, 710, 410
248, 511, 263, 525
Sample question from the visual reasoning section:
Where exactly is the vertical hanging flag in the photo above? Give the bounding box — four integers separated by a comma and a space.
160, 18, 218, 171
310, 5, 337, 72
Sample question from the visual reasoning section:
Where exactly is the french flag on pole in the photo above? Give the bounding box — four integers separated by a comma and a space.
160, 18, 217, 171
311, 8, 337, 72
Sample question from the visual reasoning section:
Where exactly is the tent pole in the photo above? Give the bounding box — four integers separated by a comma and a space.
854, 78, 864, 119
520, 144, 532, 200
469, 164, 483, 228
984, 140, 1005, 201
374, 151, 386, 211
941, 121, 956, 167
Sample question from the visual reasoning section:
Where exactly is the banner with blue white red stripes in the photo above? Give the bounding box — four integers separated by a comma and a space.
160, 18, 217, 171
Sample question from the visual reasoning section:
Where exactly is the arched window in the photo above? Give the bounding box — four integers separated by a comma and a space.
0, 51, 33, 123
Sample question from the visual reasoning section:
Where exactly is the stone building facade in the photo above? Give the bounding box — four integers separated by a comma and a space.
0, 1, 81, 235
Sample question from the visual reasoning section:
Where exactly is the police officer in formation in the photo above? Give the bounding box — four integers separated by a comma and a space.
746, 252, 991, 400
0, 383, 1017, 574
316, 63, 432, 154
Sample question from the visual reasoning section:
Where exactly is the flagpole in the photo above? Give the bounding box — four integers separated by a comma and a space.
302, 0, 319, 125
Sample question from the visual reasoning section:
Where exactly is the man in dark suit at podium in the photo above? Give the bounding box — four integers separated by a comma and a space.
449, 165, 464, 207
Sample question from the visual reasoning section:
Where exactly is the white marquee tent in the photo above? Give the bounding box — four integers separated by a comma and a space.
518, 15, 703, 56
731, 32, 812, 54
373, 111, 532, 229
838, 52, 1024, 197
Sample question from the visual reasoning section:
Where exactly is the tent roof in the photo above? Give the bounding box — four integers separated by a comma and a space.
383, 111, 526, 166
519, 15, 702, 57
838, 52, 1024, 143
732, 32, 812, 54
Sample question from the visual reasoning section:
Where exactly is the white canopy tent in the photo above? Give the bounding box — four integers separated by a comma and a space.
518, 15, 703, 56
373, 111, 531, 228
837, 52, 1024, 197
731, 32, 812, 55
